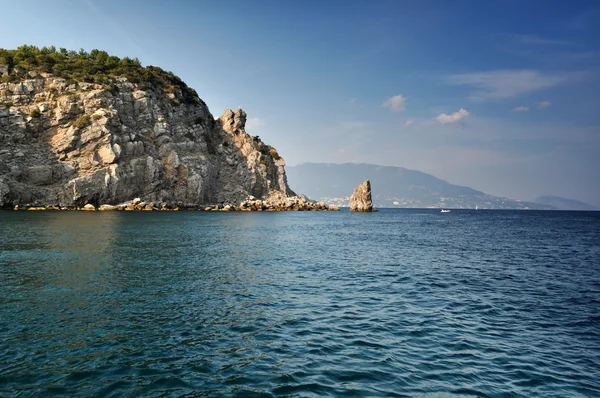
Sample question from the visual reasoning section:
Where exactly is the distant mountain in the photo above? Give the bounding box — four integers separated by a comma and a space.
535, 196, 597, 211
286, 163, 554, 209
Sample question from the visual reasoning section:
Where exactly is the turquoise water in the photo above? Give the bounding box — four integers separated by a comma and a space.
1, 209, 599, 397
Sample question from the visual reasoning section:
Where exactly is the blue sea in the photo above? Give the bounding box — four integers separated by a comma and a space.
1, 209, 599, 397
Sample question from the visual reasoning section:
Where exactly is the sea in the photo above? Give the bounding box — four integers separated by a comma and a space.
0, 209, 599, 397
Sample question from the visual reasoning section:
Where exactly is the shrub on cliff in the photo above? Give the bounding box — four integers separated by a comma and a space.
269, 148, 280, 160
72, 115, 91, 129
0, 45, 200, 105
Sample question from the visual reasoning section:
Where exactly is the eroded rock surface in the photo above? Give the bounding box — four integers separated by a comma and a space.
349, 179, 373, 212
0, 73, 303, 208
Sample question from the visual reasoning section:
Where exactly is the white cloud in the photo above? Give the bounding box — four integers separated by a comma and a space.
448, 70, 569, 100
537, 101, 552, 109
245, 117, 264, 131
435, 108, 470, 124
513, 106, 529, 112
382, 94, 407, 112
404, 120, 414, 127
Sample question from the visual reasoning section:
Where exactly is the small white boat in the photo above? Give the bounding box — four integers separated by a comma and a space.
441, 209, 451, 213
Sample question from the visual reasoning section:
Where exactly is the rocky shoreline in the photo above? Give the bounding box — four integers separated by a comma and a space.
9, 193, 340, 212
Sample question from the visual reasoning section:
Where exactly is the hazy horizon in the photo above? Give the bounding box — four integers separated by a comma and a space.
286, 162, 598, 208
1, 0, 598, 206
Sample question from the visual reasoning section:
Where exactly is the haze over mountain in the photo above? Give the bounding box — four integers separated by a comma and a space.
535, 196, 597, 211
287, 163, 554, 209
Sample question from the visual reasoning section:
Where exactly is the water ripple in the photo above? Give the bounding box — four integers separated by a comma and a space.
1, 210, 599, 396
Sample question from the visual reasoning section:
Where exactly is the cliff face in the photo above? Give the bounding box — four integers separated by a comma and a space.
0, 73, 294, 208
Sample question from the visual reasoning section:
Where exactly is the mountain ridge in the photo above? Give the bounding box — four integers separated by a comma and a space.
287, 162, 554, 209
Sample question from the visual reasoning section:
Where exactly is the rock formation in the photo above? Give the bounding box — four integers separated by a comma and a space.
0, 47, 335, 211
349, 179, 373, 212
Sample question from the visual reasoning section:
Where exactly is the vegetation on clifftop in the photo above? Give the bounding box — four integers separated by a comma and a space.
0, 45, 200, 104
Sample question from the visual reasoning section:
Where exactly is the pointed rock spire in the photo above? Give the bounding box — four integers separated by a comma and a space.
349, 179, 373, 212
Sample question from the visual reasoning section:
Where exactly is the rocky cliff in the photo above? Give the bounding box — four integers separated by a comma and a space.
0, 48, 300, 209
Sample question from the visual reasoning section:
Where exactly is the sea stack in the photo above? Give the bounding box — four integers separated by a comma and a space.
349, 180, 373, 212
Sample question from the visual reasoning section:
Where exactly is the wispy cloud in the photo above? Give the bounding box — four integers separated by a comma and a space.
500, 32, 598, 67
537, 101, 552, 109
566, 7, 600, 30
513, 106, 529, 112
435, 108, 470, 124
245, 117, 264, 131
322, 120, 373, 139
382, 94, 407, 112
448, 70, 572, 100
515, 34, 574, 46
404, 120, 414, 127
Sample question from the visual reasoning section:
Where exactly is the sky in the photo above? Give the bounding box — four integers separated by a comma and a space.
1, 0, 599, 205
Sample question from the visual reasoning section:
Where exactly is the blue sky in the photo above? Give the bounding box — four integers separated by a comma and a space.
1, 0, 599, 205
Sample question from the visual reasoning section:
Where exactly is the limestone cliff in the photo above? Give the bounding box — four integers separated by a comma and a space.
0, 57, 296, 208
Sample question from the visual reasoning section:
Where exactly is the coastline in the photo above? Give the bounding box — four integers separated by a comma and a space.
5, 196, 340, 212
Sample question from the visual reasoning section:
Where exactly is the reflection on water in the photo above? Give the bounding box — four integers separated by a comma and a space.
1, 212, 123, 374
1, 212, 120, 297
1, 210, 599, 396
